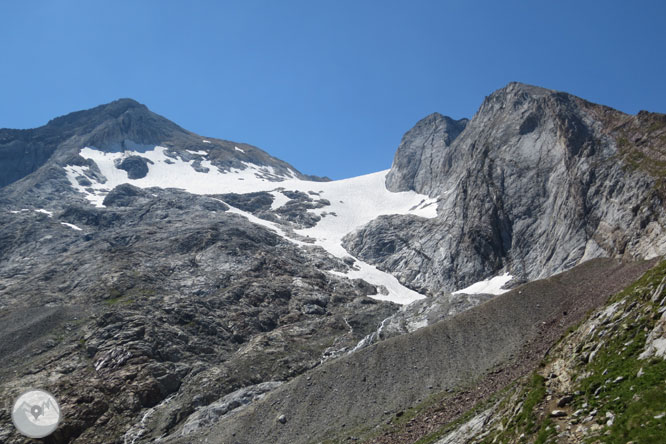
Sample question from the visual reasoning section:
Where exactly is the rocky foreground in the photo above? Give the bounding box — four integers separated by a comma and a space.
381, 259, 666, 444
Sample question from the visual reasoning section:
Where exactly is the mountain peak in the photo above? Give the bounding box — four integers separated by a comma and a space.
385, 112, 468, 192
502, 81, 554, 96
99, 97, 148, 113
478, 82, 558, 111
46, 98, 153, 128
418, 112, 468, 127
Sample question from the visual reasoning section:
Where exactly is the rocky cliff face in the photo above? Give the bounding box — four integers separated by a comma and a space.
345, 82, 666, 293
385, 113, 468, 193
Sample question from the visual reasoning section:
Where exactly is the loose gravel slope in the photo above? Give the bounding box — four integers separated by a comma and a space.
169, 258, 655, 444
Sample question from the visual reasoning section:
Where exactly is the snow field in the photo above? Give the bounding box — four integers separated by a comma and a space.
64, 145, 439, 304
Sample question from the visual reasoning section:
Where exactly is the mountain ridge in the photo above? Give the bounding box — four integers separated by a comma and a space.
0, 98, 327, 193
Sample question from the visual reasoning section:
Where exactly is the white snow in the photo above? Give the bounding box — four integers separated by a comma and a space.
9, 209, 30, 214
202, 139, 211, 144
60, 222, 83, 231
64, 145, 439, 304
234, 146, 245, 153
35, 209, 53, 217
64, 146, 300, 207
452, 272, 513, 295
269, 191, 291, 210
186, 150, 208, 156
212, 198, 308, 248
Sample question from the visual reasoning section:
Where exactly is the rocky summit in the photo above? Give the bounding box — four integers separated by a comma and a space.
0, 83, 665, 444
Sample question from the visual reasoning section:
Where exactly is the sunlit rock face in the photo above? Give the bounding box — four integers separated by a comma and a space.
345, 82, 666, 293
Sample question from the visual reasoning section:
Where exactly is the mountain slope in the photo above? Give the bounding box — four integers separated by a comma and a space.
0, 99, 437, 443
168, 258, 654, 444
416, 259, 666, 444
0, 98, 323, 187
345, 82, 666, 294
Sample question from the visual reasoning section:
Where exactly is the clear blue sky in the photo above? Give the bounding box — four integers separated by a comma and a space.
1, 1, 665, 179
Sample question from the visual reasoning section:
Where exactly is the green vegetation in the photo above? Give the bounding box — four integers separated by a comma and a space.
421, 260, 666, 444
609, 258, 666, 305
323, 262, 666, 444
648, 121, 666, 133
412, 399, 489, 444
534, 418, 556, 444
571, 261, 666, 443
475, 373, 547, 443
616, 116, 666, 180
104, 294, 135, 305
516, 373, 547, 433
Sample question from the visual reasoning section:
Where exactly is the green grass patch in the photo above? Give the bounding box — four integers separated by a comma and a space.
570, 260, 666, 443
485, 260, 666, 444
648, 120, 666, 134
534, 418, 556, 444
520, 373, 546, 432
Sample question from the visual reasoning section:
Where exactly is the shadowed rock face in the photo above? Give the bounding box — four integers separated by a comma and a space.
346, 82, 666, 293
116, 155, 153, 179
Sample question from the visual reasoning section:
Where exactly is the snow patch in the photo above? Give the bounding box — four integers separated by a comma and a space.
214, 198, 309, 248
452, 272, 513, 295
186, 150, 208, 156
234, 146, 245, 153
35, 209, 53, 217
64, 146, 296, 207
61, 222, 83, 231
202, 139, 211, 144
292, 170, 437, 304
269, 191, 291, 210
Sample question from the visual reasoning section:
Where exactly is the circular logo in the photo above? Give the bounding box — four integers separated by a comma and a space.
12, 389, 61, 438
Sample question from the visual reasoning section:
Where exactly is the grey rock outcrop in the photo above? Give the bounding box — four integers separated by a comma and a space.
180, 381, 283, 435
352, 291, 495, 351
385, 112, 468, 193
346, 82, 666, 293
0, 187, 398, 443
116, 155, 153, 179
